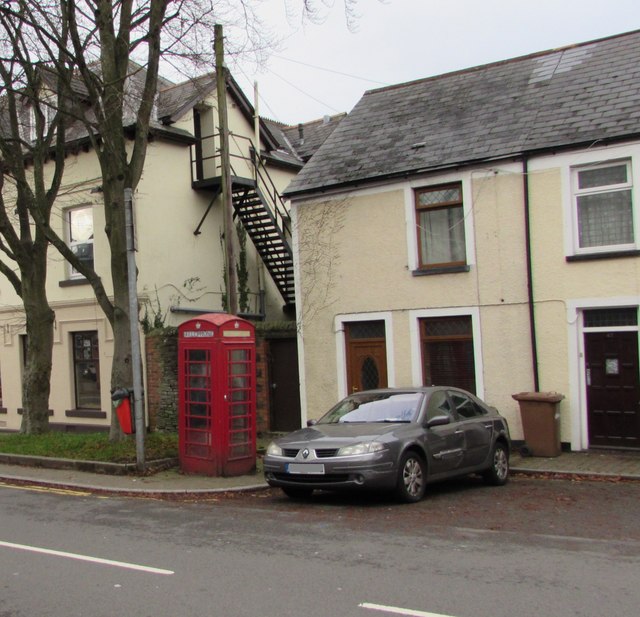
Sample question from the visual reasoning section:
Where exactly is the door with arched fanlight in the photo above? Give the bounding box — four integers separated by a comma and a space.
345, 321, 388, 393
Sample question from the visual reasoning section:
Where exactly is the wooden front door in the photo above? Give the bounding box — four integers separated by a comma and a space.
345, 321, 388, 394
585, 331, 640, 449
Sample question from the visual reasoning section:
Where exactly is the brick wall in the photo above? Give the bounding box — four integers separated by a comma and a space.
145, 328, 178, 432
255, 337, 270, 433
144, 325, 295, 435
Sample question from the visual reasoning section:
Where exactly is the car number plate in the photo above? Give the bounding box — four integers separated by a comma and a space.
286, 463, 325, 475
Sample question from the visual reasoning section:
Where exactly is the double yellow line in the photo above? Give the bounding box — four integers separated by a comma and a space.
0, 481, 91, 497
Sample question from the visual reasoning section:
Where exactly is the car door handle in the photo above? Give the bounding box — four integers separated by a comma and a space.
454, 429, 464, 435
484, 423, 493, 429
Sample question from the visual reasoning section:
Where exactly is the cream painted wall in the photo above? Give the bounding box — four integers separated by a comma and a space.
294, 167, 534, 430
0, 84, 298, 431
527, 142, 640, 446
0, 300, 111, 431
295, 142, 640, 450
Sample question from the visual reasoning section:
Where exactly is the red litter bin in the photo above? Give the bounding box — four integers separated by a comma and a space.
112, 388, 135, 434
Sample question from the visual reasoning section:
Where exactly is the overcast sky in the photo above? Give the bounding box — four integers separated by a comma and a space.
230, 0, 640, 126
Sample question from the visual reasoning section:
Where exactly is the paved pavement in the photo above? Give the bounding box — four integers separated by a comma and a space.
0, 449, 638, 497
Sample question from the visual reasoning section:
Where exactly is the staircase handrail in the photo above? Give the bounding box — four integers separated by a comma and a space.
192, 131, 291, 239
228, 132, 291, 239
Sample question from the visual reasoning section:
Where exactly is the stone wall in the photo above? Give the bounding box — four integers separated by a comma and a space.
145, 328, 178, 433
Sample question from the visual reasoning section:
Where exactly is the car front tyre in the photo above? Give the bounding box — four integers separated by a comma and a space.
483, 442, 509, 486
395, 452, 426, 503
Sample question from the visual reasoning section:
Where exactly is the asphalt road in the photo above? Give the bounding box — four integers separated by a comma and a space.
1, 475, 638, 617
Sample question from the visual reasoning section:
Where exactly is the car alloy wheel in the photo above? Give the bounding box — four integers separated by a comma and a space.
483, 442, 509, 486
396, 452, 426, 503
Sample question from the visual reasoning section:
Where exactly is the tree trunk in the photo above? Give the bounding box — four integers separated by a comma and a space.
103, 175, 134, 442
20, 273, 55, 434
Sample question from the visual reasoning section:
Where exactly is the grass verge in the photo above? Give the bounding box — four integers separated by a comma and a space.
0, 432, 178, 463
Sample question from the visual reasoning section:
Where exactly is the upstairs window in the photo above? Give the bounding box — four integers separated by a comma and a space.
25, 98, 57, 143
415, 183, 467, 270
67, 206, 94, 277
572, 161, 634, 253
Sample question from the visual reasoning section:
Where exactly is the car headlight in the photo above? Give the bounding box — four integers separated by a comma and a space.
337, 441, 385, 456
266, 442, 283, 456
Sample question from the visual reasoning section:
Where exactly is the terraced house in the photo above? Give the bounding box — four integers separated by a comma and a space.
286, 30, 640, 451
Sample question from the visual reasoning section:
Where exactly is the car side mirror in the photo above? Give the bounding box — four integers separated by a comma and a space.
307, 419, 317, 427
427, 415, 451, 428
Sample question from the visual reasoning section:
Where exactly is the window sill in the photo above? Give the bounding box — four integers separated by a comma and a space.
566, 250, 640, 262
59, 278, 91, 287
412, 265, 470, 276
17, 408, 54, 416
65, 409, 107, 419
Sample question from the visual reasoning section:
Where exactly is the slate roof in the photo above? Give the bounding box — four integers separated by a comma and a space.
156, 71, 305, 165
2, 62, 305, 159
285, 30, 640, 197
280, 113, 347, 162
156, 72, 216, 123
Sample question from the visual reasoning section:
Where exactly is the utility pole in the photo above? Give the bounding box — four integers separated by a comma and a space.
125, 187, 145, 471
254, 80, 261, 177
215, 24, 238, 315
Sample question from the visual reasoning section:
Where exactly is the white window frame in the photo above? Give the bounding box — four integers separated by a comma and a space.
66, 205, 94, 279
334, 312, 395, 400
409, 307, 484, 399
566, 297, 640, 450
28, 106, 37, 143
571, 159, 635, 255
27, 98, 56, 143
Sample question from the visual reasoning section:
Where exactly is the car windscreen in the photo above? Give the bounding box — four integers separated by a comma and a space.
317, 392, 423, 424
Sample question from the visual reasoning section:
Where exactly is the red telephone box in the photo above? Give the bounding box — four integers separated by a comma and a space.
178, 314, 256, 476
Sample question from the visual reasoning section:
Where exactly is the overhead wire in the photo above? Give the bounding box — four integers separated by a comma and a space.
237, 53, 386, 123
271, 55, 390, 86
266, 67, 343, 114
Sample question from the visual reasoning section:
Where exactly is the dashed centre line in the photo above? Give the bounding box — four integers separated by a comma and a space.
0, 540, 174, 575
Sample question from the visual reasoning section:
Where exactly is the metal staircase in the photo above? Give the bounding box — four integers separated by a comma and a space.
231, 179, 295, 306
191, 134, 296, 308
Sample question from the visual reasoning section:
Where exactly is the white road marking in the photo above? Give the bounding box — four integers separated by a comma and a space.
359, 603, 456, 617
0, 540, 174, 575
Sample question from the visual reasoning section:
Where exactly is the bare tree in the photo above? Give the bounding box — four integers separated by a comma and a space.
0, 4, 73, 433
0, 0, 362, 437
0, 0, 279, 440
281, 0, 363, 32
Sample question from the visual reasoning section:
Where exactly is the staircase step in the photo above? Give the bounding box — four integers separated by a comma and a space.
231, 179, 295, 305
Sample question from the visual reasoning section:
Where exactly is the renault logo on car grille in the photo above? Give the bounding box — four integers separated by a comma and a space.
302, 448, 310, 459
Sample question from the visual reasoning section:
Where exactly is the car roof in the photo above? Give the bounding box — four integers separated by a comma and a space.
350, 386, 458, 395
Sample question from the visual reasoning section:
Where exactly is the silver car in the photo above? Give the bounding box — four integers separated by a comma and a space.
263, 387, 511, 502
